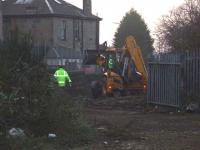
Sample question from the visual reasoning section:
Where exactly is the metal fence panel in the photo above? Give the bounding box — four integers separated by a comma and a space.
183, 50, 200, 97
147, 63, 182, 107
148, 50, 200, 107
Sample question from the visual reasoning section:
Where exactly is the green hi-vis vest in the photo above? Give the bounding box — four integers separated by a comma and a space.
108, 58, 114, 69
54, 68, 71, 87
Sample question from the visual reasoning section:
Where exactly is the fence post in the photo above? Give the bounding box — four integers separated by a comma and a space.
179, 53, 185, 108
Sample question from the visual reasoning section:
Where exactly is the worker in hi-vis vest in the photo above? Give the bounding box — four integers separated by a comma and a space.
108, 55, 114, 69
54, 68, 72, 87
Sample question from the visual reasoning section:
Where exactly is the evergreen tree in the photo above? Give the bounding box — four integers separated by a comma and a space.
113, 9, 154, 62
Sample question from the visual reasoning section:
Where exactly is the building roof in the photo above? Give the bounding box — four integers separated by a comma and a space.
2, 0, 101, 20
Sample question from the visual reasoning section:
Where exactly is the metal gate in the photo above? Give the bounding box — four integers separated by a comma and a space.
183, 50, 200, 97
147, 50, 200, 107
147, 54, 183, 107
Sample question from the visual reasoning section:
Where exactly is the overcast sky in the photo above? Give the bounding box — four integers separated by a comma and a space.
66, 0, 185, 45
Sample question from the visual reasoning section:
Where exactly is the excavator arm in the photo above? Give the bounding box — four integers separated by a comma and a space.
125, 36, 148, 83
120, 36, 148, 90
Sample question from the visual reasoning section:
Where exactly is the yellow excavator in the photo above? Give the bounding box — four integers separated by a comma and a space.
91, 35, 148, 97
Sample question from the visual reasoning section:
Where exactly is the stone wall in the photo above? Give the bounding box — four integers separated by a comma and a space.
53, 18, 97, 50
53, 18, 74, 50
83, 20, 97, 50
3, 15, 98, 71
3, 17, 53, 47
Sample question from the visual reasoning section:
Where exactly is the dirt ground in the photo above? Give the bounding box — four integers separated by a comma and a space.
74, 95, 200, 150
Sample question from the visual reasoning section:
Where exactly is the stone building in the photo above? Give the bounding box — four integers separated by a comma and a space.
2, 0, 101, 70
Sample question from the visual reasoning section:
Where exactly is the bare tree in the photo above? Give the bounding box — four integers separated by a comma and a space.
155, 0, 200, 52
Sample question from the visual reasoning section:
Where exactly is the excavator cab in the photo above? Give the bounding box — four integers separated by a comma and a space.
92, 48, 124, 97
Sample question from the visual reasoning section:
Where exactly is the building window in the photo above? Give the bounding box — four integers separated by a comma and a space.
74, 20, 80, 41
60, 20, 66, 41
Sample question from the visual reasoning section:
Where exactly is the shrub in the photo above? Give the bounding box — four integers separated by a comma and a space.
0, 31, 94, 148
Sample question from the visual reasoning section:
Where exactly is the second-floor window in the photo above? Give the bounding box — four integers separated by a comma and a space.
74, 20, 80, 41
60, 20, 66, 41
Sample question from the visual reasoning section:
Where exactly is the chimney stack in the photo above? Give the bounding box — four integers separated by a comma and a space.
83, 0, 92, 15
